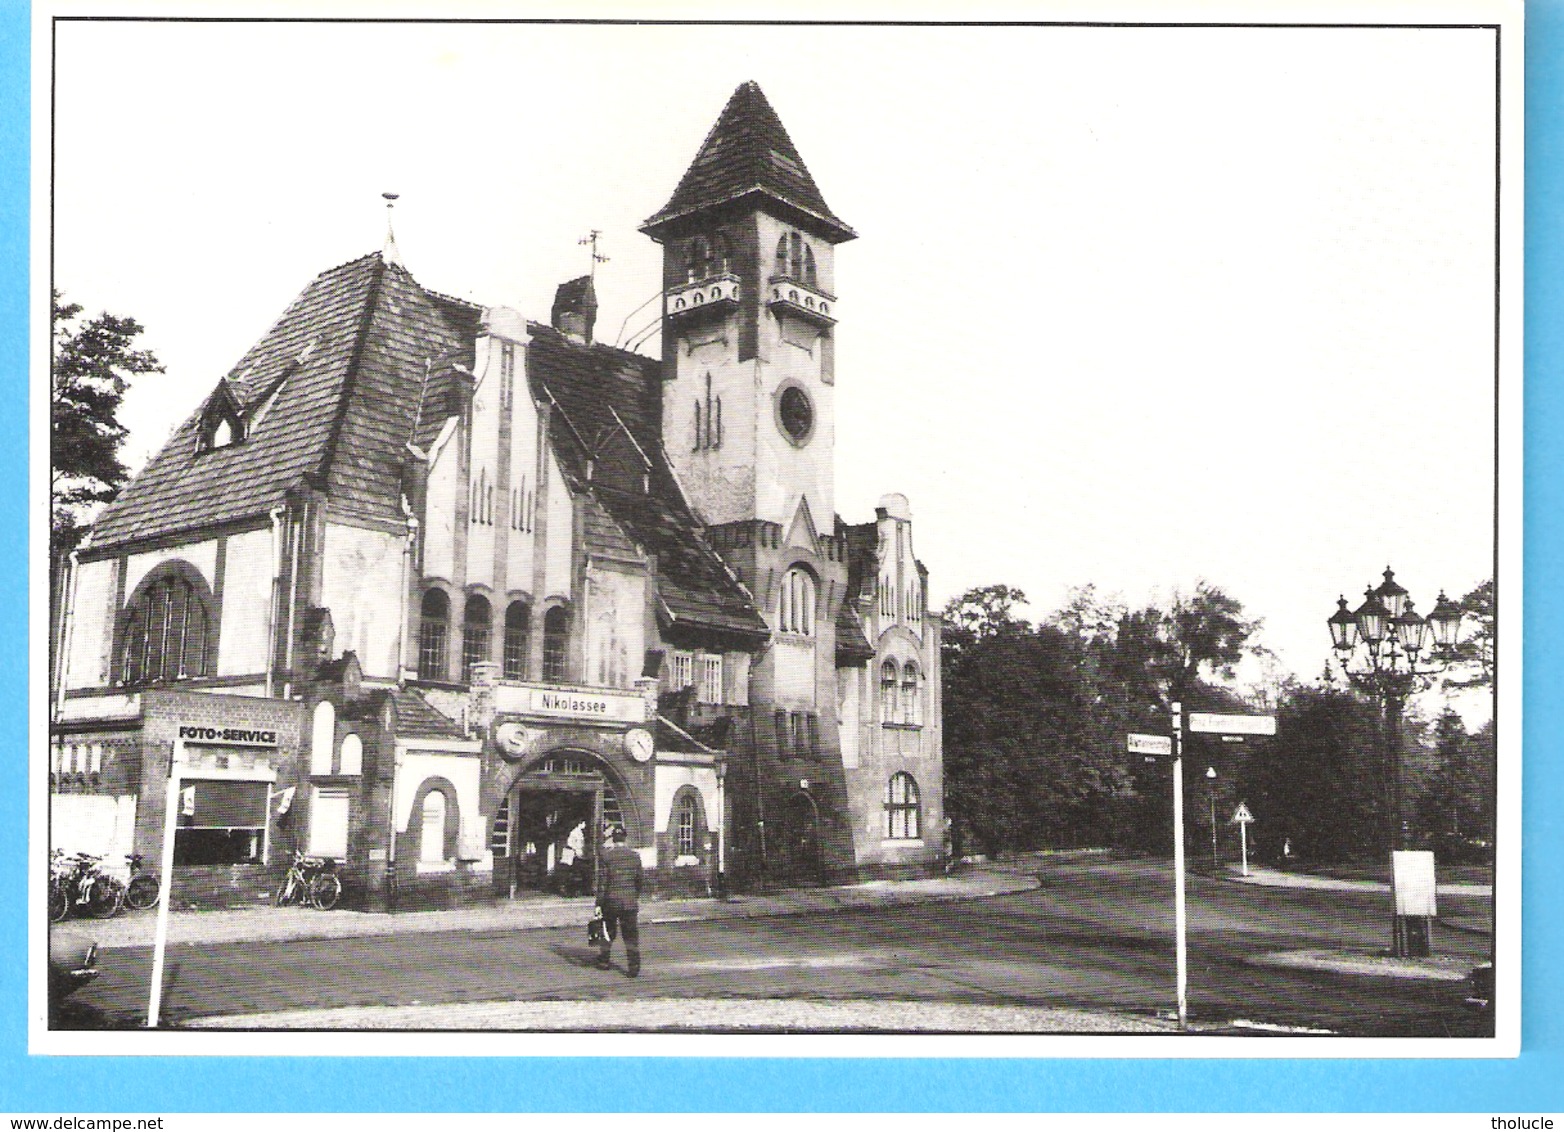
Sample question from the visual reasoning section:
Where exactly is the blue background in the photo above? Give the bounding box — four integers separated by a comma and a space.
6, 2, 1559, 1113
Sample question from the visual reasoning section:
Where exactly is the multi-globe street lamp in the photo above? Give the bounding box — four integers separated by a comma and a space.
1327, 567, 1463, 956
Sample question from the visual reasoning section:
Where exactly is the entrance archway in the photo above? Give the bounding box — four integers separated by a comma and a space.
783, 790, 823, 886
493, 751, 629, 899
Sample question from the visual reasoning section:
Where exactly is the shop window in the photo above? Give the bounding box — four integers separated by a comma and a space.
116, 564, 214, 686
542, 606, 569, 684
699, 654, 723, 704
173, 779, 270, 865
883, 773, 921, 840
779, 567, 816, 636
902, 662, 921, 727
419, 790, 447, 863
308, 787, 350, 859
881, 660, 900, 723
463, 594, 492, 675
418, 590, 450, 680
503, 601, 530, 680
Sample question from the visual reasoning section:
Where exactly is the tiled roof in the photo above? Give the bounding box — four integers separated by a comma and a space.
525, 325, 769, 643
836, 518, 879, 663
87, 253, 471, 549
642, 82, 855, 244
389, 686, 469, 740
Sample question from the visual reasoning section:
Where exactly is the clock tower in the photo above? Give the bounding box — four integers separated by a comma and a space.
641, 81, 855, 532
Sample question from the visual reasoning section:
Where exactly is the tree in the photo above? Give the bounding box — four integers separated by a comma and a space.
942, 583, 1030, 651
51, 291, 163, 559
1416, 710, 1495, 862
1445, 579, 1495, 690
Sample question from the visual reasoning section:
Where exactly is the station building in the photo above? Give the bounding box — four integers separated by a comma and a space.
49, 82, 944, 909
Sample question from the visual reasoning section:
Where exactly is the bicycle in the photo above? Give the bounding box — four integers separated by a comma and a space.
53, 852, 126, 919
123, 853, 162, 912
274, 851, 342, 911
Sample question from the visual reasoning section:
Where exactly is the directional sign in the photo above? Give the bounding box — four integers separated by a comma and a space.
1189, 712, 1276, 736
1230, 802, 1255, 824
1127, 733, 1173, 757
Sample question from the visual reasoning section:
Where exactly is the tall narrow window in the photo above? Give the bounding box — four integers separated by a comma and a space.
420, 789, 447, 862
779, 568, 815, 636
418, 590, 450, 680
503, 601, 530, 680
500, 342, 515, 410
880, 660, 900, 724
699, 654, 723, 705
714, 233, 733, 275
902, 662, 921, 726
693, 399, 703, 451
677, 792, 698, 857
789, 231, 804, 278
774, 236, 789, 279
803, 244, 817, 287
884, 773, 921, 840
542, 606, 569, 684
462, 595, 492, 675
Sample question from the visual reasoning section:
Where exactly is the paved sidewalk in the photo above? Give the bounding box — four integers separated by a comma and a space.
1224, 863, 1492, 897
76, 867, 1039, 950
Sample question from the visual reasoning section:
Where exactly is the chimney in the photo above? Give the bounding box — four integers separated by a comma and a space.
552, 275, 598, 344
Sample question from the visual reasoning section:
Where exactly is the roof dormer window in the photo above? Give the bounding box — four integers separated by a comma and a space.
201, 408, 243, 451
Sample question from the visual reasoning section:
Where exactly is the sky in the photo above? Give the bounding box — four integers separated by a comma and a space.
46, 17, 1507, 701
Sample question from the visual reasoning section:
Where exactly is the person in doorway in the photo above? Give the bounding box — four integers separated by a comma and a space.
594, 825, 643, 977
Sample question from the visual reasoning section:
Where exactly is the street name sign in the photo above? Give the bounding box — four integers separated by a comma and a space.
1127, 733, 1173, 757
1230, 802, 1255, 825
1189, 712, 1276, 736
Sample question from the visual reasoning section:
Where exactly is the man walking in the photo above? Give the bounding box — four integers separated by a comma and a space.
595, 825, 643, 977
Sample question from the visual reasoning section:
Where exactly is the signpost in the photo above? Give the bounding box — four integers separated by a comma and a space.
1189, 712, 1277, 736
1131, 708, 1274, 1031
1230, 802, 1255, 876
147, 740, 185, 1028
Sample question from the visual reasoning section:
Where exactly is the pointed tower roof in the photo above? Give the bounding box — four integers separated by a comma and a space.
642, 81, 855, 244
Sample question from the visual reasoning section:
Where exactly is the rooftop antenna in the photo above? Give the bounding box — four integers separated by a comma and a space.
579, 229, 609, 282
382, 192, 402, 266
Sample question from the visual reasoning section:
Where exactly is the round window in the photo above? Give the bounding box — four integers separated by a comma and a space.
778, 385, 814, 445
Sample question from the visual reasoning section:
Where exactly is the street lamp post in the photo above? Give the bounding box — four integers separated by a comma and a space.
1327, 567, 1463, 958
1206, 766, 1218, 870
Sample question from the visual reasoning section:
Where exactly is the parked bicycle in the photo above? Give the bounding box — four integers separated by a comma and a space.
49, 851, 126, 921
273, 851, 341, 911
123, 853, 162, 912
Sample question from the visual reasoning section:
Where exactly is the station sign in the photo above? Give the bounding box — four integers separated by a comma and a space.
1127, 732, 1173, 757
1188, 712, 1276, 736
493, 682, 651, 725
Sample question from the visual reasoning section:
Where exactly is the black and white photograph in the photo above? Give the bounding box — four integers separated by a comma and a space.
38, 5, 1519, 1058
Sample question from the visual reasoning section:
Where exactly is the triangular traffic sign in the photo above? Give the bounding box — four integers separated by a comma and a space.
1229, 802, 1255, 824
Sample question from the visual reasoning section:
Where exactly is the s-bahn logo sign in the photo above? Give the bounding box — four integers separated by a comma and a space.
178, 725, 279, 747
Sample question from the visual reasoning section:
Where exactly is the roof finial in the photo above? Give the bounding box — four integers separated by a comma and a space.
579, 229, 609, 282
382, 192, 402, 266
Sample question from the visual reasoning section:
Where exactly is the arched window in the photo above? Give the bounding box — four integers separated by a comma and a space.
902, 662, 921, 726
774, 235, 789, 279
117, 565, 214, 686
803, 244, 817, 287
884, 773, 921, 840
462, 595, 492, 675
503, 601, 530, 680
542, 605, 570, 684
880, 660, 900, 724
419, 789, 447, 863
789, 231, 804, 279
675, 789, 702, 858
713, 233, 733, 275
779, 567, 815, 636
418, 590, 450, 680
